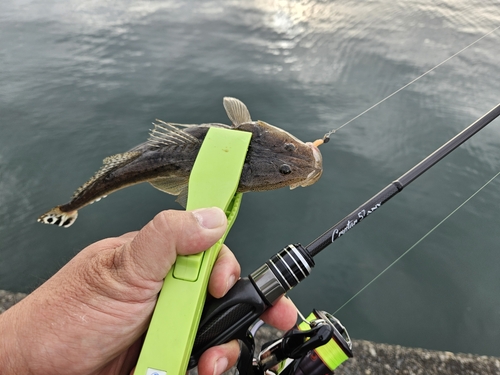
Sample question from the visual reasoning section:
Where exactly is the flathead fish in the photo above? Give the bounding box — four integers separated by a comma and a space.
38, 97, 323, 227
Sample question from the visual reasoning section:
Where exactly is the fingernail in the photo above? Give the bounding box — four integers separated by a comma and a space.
225, 274, 236, 295
213, 357, 228, 375
192, 207, 226, 229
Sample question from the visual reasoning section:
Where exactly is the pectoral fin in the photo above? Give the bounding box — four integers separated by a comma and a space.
149, 177, 189, 208
149, 176, 188, 196
175, 187, 188, 208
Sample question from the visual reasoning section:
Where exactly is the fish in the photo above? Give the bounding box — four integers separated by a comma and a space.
38, 97, 323, 227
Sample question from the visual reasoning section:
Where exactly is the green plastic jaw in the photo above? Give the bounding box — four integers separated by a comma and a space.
135, 127, 252, 375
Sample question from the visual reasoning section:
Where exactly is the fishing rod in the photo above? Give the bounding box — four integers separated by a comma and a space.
188, 102, 500, 369
307, 102, 500, 255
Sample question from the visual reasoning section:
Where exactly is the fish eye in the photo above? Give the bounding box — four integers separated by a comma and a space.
284, 143, 296, 151
279, 164, 292, 174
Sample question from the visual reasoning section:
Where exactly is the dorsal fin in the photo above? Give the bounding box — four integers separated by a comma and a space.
223, 97, 252, 126
72, 151, 142, 198
147, 120, 201, 148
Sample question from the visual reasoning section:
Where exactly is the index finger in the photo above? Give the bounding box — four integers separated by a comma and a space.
260, 296, 298, 331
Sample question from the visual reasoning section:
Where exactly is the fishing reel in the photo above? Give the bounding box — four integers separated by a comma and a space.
235, 309, 353, 375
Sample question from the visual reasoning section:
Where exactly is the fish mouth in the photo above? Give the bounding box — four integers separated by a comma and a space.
290, 142, 323, 189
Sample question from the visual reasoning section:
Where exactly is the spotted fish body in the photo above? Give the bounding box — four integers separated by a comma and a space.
38, 98, 323, 227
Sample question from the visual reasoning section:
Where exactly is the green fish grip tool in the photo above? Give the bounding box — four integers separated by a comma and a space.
135, 127, 252, 375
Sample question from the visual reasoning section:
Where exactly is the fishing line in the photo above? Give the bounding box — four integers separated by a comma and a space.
320, 24, 500, 142
333, 169, 500, 315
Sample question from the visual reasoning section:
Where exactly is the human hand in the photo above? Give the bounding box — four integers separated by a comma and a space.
0, 208, 297, 375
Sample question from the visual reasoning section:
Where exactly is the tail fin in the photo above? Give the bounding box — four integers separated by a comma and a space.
37, 207, 78, 228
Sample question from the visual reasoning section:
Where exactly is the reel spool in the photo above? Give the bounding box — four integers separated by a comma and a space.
237, 309, 352, 375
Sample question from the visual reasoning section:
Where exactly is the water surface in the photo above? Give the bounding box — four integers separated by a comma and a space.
1, 0, 500, 357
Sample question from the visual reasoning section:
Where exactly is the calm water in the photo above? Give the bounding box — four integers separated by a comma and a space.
1, 0, 500, 357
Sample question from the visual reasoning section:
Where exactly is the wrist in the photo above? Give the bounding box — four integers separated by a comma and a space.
0, 300, 33, 374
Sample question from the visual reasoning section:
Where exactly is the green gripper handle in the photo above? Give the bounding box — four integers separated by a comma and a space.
135, 127, 252, 375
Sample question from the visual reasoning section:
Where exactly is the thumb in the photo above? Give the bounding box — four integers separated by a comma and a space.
121, 207, 227, 286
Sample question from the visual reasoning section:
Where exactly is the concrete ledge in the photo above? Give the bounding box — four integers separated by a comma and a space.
253, 326, 500, 375
336, 339, 500, 375
2, 290, 499, 374
0, 289, 26, 314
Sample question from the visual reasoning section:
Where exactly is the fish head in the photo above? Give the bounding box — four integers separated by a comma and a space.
238, 121, 323, 191
290, 140, 323, 188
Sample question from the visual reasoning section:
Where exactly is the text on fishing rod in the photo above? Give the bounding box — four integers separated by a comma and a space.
331, 203, 381, 241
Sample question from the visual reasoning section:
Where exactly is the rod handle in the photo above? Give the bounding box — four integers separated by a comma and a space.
189, 277, 269, 368
190, 244, 315, 367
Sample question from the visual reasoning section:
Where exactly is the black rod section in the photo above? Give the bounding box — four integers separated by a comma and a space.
307, 102, 500, 257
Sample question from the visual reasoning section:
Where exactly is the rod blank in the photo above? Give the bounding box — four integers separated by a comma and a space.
306, 103, 500, 257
